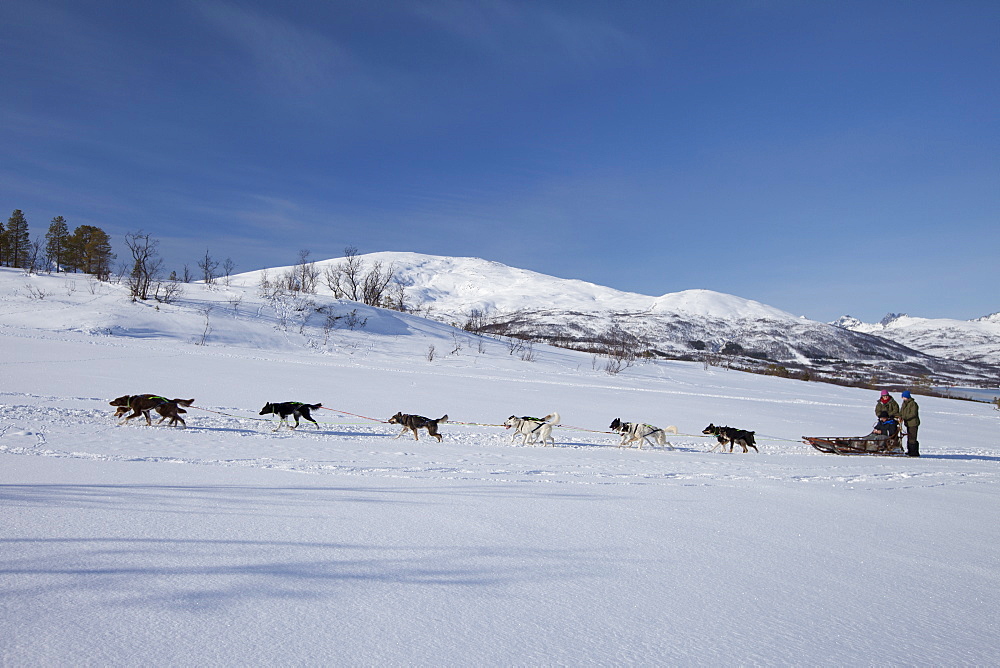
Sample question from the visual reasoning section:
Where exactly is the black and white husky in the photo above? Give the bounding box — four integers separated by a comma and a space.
504, 412, 560, 447
609, 418, 677, 450
259, 402, 322, 430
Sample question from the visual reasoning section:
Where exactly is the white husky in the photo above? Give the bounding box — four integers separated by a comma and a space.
503, 412, 561, 447
609, 418, 677, 450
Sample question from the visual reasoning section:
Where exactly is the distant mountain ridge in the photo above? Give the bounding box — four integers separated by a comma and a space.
235, 252, 999, 385
832, 312, 1000, 367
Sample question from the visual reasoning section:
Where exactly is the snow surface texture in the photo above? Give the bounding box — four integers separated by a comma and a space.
2, 267, 999, 666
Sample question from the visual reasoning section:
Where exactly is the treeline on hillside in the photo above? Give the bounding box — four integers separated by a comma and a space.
3, 209, 406, 312
1, 209, 114, 278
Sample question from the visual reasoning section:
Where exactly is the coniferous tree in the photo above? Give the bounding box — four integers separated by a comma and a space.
66, 225, 115, 279
5, 210, 31, 269
0, 217, 6, 266
45, 216, 70, 272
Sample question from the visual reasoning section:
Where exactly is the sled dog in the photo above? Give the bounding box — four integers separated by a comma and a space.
609, 418, 677, 450
110, 394, 195, 427
259, 402, 323, 429
504, 412, 560, 447
388, 412, 448, 442
702, 423, 758, 453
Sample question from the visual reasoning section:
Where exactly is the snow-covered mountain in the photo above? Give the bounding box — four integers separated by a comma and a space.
232, 252, 998, 385
833, 312, 1000, 367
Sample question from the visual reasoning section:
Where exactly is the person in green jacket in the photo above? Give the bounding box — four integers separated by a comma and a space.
899, 390, 920, 457
875, 390, 900, 419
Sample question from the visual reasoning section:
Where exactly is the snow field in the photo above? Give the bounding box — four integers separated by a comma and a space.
2, 269, 999, 665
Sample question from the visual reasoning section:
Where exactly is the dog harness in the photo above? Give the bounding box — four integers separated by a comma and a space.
128, 395, 170, 406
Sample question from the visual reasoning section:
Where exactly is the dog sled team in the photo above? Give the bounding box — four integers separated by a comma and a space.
106, 395, 755, 454
109, 388, 922, 456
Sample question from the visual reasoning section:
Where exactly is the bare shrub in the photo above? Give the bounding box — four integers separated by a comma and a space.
124, 231, 163, 301
323, 246, 403, 309
153, 280, 183, 304
24, 283, 46, 300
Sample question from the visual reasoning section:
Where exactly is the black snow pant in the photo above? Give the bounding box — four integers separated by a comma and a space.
906, 425, 919, 457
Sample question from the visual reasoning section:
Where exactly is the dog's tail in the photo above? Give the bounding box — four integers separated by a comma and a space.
663, 425, 678, 434
438, 415, 448, 423
544, 412, 561, 424
172, 398, 195, 407
308, 403, 322, 410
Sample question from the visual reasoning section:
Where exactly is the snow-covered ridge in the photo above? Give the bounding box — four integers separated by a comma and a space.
232, 252, 996, 379
834, 311, 1000, 366
232, 251, 802, 322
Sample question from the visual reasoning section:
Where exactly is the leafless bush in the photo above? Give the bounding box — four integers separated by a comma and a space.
323, 246, 402, 309
603, 357, 624, 375
228, 294, 243, 318
257, 269, 273, 298
153, 280, 183, 304
318, 306, 343, 344
24, 283, 47, 300
463, 308, 492, 333
196, 306, 212, 346
291, 249, 319, 293
221, 258, 236, 286
344, 309, 367, 330
426, 345, 436, 362
198, 249, 219, 285
596, 326, 641, 373
506, 336, 526, 356
124, 231, 163, 301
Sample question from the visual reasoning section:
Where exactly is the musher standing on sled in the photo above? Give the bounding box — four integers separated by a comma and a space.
900, 390, 920, 457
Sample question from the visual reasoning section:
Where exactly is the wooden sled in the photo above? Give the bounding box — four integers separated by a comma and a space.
803, 434, 905, 456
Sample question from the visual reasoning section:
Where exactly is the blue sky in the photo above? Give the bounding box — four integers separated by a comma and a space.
2, 0, 997, 322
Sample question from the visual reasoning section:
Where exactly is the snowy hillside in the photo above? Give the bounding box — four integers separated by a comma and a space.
834, 312, 1000, 366
232, 252, 999, 385
2, 265, 1000, 665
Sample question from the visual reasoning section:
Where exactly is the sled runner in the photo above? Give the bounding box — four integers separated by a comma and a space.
803, 434, 905, 456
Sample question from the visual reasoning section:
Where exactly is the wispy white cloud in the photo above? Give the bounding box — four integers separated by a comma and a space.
409, 0, 640, 67
194, 1, 384, 102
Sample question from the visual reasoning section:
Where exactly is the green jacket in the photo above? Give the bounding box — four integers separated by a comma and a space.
899, 397, 920, 427
875, 396, 900, 419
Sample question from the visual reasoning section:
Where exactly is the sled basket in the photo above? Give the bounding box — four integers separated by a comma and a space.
803, 434, 905, 456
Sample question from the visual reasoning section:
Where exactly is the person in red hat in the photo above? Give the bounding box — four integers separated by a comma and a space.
875, 390, 900, 420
